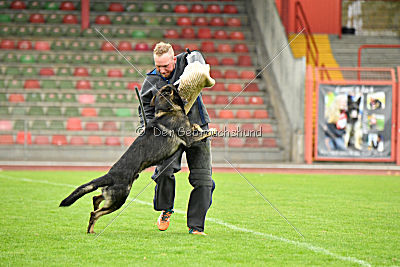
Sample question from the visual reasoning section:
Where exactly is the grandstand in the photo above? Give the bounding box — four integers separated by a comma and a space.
0, 0, 399, 166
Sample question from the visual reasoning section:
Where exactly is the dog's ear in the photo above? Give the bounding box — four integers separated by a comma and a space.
150, 95, 156, 107
356, 97, 361, 105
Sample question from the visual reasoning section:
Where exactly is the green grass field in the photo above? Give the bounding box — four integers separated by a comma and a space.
0, 170, 399, 266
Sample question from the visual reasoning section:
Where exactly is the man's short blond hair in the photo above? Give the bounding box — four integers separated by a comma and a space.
153, 42, 174, 57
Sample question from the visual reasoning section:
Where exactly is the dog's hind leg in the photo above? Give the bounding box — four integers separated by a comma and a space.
92, 194, 104, 211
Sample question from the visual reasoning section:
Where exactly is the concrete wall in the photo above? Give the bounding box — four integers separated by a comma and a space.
249, 0, 306, 162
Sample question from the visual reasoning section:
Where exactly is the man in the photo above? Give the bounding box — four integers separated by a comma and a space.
139, 42, 215, 235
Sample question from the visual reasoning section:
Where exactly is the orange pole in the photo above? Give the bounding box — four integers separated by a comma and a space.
397, 67, 400, 165
81, 0, 90, 30
304, 65, 314, 164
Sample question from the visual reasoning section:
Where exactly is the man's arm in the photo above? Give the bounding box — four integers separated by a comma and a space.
138, 78, 156, 127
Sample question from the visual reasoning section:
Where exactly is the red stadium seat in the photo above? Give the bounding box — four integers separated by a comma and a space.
101, 41, 114, 51
218, 110, 234, 119
227, 18, 241, 27
210, 69, 222, 78
109, 2, 124, 12
207, 4, 221, 13
164, 29, 180, 39
171, 43, 183, 53
220, 57, 235, 66
34, 136, 50, 145
253, 110, 268, 119
240, 70, 256, 79
30, 14, 45, 23
236, 110, 252, 119
124, 137, 135, 146
0, 135, 14, 145
118, 41, 132, 51
227, 83, 242, 92
17, 40, 32, 50
16, 131, 32, 145
76, 80, 91, 90
52, 135, 67, 146
81, 108, 97, 117
69, 136, 85, 145
248, 96, 264, 105
217, 44, 232, 53
0, 40, 15, 50
63, 14, 78, 24
212, 83, 225, 91
105, 137, 121, 146
241, 123, 256, 132
35, 41, 50, 51
258, 123, 273, 134
39, 68, 55, 76
194, 17, 208, 26
201, 95, 213, 104
60, 1, 75, 10
238, 55, 252, 66
24, 80, 40, 89
0, 120, 12, 131
184, 43, 199, 51
223, 5, 238, 14
66, 118, 82, 131
230, 31, 245, 40
74, 67, 89, 77
181, 27, 195, 39
227, 123, 241, 133
191, 4, 205, 13
262, 138, 277, 147
201, 41, 215, 52
214, 30, 228, 39
208, 123, 221, 131
11, 1, 26, 9
206, 56, 219, 66
174, 5, 189, 13
209, 17, 224, 26
211, 137, 225, 147
108, 69, 123, 77
95, 15, 111, 25
177, 17, 192, 26
127, 82, 141, 90
102, 121, 118, 131
135, 42, 149, 51
244, 83, 260, 92
234, 43, 249, 53
85, 122, 99, 131
206, 109, 217, 118
228, 138, 244, 148
232, 96, 246, 105
244, 137, 260, 148
224, 70, 239, 79
88, 136, 102, 146
9, 94, 24, 103
78, 94, 95, 104
214, 95, 229, 105
198, 28, 212, 39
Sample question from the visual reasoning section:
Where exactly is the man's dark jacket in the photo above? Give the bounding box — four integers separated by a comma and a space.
138, 51, 211, 127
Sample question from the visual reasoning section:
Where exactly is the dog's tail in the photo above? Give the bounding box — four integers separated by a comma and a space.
59, 175, 111, 207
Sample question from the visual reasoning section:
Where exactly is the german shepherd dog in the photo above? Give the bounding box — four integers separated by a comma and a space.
60, 84, 214, 233
345, 95, 362, 149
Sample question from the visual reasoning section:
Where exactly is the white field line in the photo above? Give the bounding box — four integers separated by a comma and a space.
0, 174, 371, 267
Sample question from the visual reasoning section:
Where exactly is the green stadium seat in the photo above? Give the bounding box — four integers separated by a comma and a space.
13, 120, 25, 130
137, 56, 153, 65
68, 40, 82, 50
44, 93, 60, 102
111, 81, 125, 90
0, 26, 14, 36
92, 3, 107, 11
0, 107, 9, 115
26, 93, 42, 102
84, 41, 100, 51
160, 17, 176, 26
96, 94, 111, 103
0, 1, 10, 9
49, 27, 64, 37
0, 14, 11, 23
98, 107, 114, 117
5, 67, 20, 76
126, 3, 140, 12
148, 29, 164, 39
88, 55, 102, 64
20, 54, 36, 64
12, 14, 26, 23
61, 93, 77, 103
47, 107, 62, 116
37, 54, 53, 63
115, 28, 130, 38
112, 15, 126, 25
114, 94, 128, 103
44, 2, 59, 10
0, 93, 6, 101
132, 30, 147, 39
31, 120, 47, 130
125, 68, 142, 78
82, 28, 96, 37
115, 108, 132, 117
55, 54, 71, 64
0, 80, 4, 88
142, 2, 156, 12
64, 107, 79, 117
51, 40, 66, 50
105, 55, 121, 65
121, 121, 135, 131
145, 17, 159, 26
22, 67, 38, 77
7, 80, 23, 89
32, 27, 47, 37
28, 1, 42, 9
159, 3, 173, 12
128, 16, 144, 25
66, 27, 80, 37
41, 80, 57, 89
49, 120, 64, 130
15, 26, 31, 36
46, 14, 63, 23
28, 106, 44, 116
59, 80, 74, 89
3, 53, 18, 63
57, 67, 72, 76
99, 28, 114, 37
91, 68, 106, 77
93, 81, 108, 90
71, 55, 86, 64
11, 107, 26, 116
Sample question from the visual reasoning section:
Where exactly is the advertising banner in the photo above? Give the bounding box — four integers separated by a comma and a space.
316, 84, 393, 159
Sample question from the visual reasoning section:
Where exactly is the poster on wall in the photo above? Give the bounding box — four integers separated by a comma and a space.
316, 84, 393, 159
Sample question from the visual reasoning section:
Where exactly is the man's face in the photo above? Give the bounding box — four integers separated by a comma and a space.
154, 53, 176, 78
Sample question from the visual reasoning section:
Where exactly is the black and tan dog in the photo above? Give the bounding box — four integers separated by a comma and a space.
60, 84, 214, 233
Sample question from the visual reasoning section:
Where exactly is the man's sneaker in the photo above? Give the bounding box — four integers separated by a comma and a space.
189, 228, 207, 236
157, 210, 173, 231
